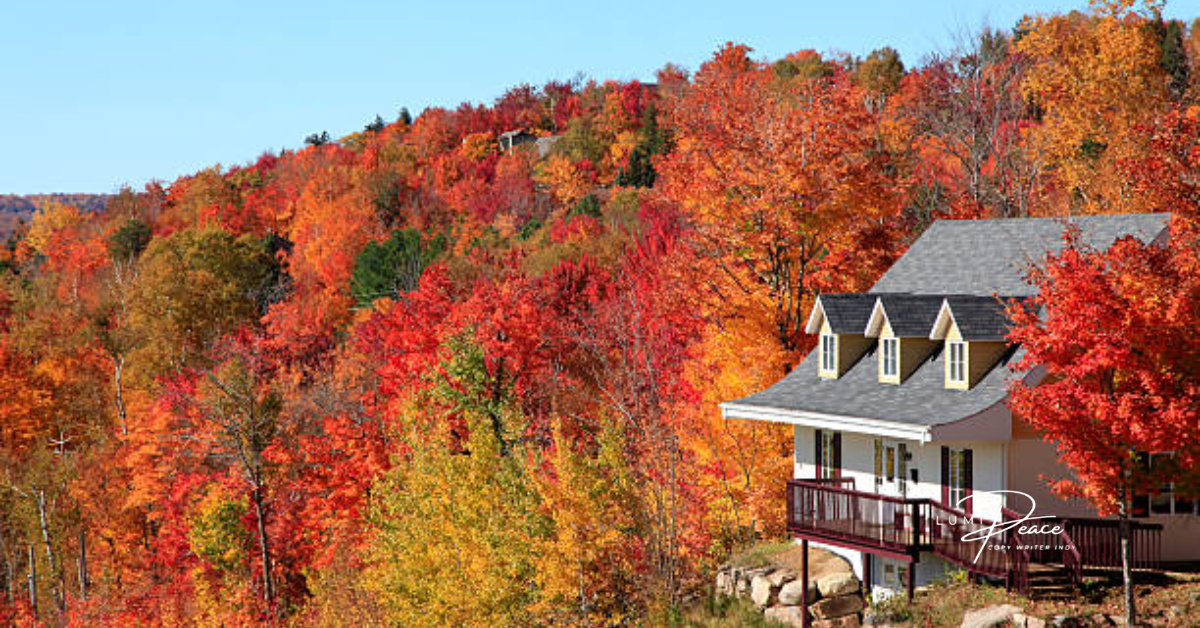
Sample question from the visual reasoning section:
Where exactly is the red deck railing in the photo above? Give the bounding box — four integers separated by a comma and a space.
787, 479, 929, 557
787, 479, 1162, 595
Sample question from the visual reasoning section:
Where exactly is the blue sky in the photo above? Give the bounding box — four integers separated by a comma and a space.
1, 0, 1194, 193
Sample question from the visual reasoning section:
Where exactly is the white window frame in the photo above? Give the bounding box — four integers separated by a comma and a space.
820, 333, 837, 373
881, 337, 899, 378
948, 340, 967, 385
948, 448, 968, 509
818, 430, 837, 479
1140, 453, 1198, 517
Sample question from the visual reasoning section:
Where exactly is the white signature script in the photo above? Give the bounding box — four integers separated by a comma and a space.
949, 490, 1063, 564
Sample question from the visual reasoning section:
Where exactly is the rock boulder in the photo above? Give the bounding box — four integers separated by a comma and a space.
764, 605, 807, 628
817, 572, 860, 598
961, 605, 1023, 628
811, 594, 865, 619
814, 615, 862, 628
750, 574, 778, 608
778, 579, 819, 605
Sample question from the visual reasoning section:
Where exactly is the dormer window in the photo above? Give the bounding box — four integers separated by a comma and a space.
947, 340, 967, 385
820, 333, 837, 375
807, 294, 874, 379
881, 337, 899, 379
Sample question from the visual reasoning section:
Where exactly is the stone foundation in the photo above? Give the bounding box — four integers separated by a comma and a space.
715, 565, 865, 628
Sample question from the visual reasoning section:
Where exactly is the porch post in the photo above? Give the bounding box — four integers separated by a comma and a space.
801, 539, 810, 628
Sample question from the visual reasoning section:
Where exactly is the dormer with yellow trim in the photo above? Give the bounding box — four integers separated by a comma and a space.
805, 294, 875, 379
930, 296, 1019, 390
864, 295, 943, 384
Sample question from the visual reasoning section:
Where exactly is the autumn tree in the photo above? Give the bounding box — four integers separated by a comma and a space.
533, 417, 641, 625
366, 337, 548, 628
893, 27, 1037, 219
126, 227, 277, 385
658, 44, 900, 357
1018, 2, 1173, 213
1007, 227, 1199, 626
182, 336, 285, 614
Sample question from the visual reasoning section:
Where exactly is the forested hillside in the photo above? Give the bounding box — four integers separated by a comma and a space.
0, 2, 1197, 626
0, 195, 108, 240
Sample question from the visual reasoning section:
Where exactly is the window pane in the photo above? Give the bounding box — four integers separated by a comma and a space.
1150, 491, 1172, 515
949, 342, 966, 383
882, 338, 898, 376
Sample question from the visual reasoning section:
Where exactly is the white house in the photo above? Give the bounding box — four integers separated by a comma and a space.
719, 213, 1197, 600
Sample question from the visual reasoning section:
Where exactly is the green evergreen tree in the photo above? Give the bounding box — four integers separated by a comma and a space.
349, 229, 446, 305
615, 105, 670, 188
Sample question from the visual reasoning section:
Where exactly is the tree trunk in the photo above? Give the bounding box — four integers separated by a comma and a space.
27, 544, 37, 618
112, 353, 128, 435
35, 490, 64, 611
251, 485, 275, 610
5, 550, 13, 602
1119, 498, 1136, 627
78, 528, 89, 600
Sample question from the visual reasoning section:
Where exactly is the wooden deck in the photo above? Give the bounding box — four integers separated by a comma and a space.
785, 478, 1162, 598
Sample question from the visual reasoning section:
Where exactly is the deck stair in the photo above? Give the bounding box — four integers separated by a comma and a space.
1025, 563, 1075, 599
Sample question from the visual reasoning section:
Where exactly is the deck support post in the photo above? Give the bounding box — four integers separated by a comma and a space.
863, 554, 872, 598
906, 558, 915, 602
801, 539, 810, 628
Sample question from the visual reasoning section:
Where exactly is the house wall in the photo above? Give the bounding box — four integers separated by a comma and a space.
1009, 418, 1200, 562
839, 335, 874, 377
967, 342, 1008, 388
1155, 518, 1200, 562
792, 426, 1007, 521
794, 419, 1200, 568
912, 438, 1007, 521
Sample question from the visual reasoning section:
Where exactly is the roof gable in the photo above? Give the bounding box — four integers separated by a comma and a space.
930, 296, 1027, 341
805, 293, 877, 334
865, 295, 943, 337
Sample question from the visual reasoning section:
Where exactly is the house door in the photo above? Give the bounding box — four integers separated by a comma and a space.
875, 439, 911, 544
874, 439, 909, 499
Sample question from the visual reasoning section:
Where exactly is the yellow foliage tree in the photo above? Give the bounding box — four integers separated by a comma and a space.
535, 155, 593, 207
366, 402, 547, 628
1018, 5, 1170, 213
23, 202, 83, 256
533, 418, 641, 626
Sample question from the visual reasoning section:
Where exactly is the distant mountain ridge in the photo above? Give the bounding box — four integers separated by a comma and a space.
0, 193, 109, 239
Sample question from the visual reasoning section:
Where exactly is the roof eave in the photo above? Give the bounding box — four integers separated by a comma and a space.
719, 402, 933, 443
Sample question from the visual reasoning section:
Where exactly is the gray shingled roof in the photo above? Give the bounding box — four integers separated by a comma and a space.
725, 213, 1171, 428
870, 214, 1169, 297
816, 294, 877, 333
876, 294, 944, 337
729, 343, 1024, 426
